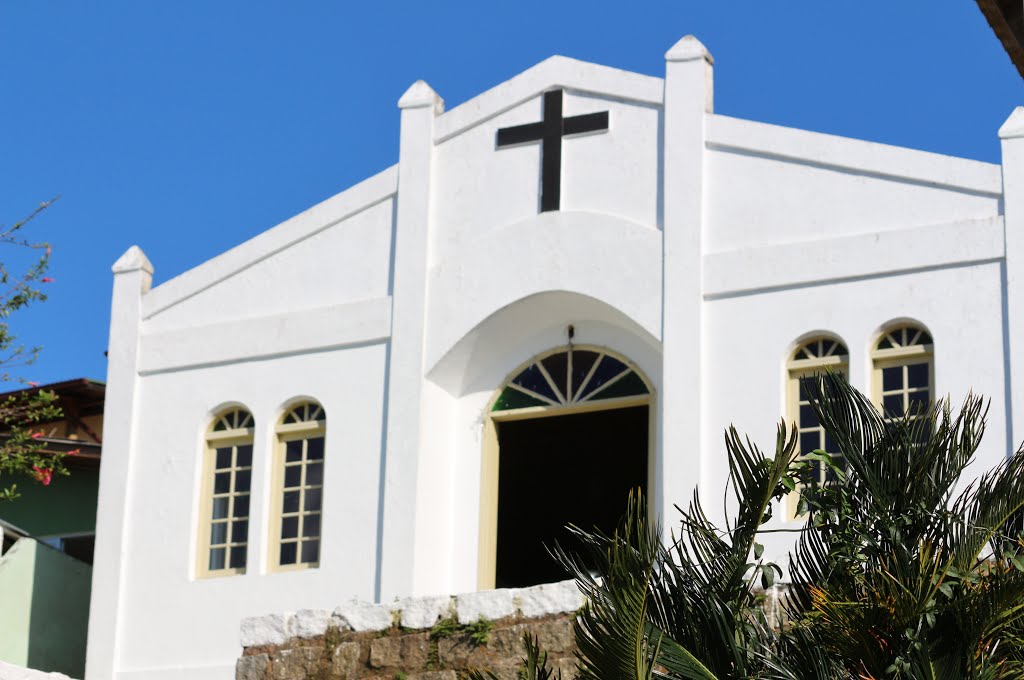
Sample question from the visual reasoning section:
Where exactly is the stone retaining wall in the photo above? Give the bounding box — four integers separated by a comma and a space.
237, 580, 584, 680
236, 580, 793, 680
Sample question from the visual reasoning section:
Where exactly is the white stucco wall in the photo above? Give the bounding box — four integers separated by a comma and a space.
113, 345, 386, 678
89, 38, 1018, 680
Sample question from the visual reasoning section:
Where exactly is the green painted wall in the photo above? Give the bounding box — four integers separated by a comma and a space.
0, 538, 35, 667
0, 538, 91, 678
0, 467, 98, 536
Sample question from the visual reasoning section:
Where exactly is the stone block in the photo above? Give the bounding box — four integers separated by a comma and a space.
488, 624, 530, 657
334, 600, 394, 632
294, 609, 332, 639
236, 654, 270, 680
516, 580, 584, 618
557, 656, 580, 680
436, 636, 490, 669
532, 618, 574, 654
490, 618, 574, 656
407, 671, 458, 680
369, 636, 403, 668
489, 659, 523, 680
241, 613, 294, 647
456, 589, 515, 625
331, 642, 362, 679
271, 647, 322, 680
401, 632, 432, 669
398, 594, 453, 629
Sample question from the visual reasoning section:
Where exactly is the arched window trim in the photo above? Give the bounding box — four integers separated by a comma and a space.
871, 323, 934, 419
489, 345, 652, 421
788, 335, 849, 372
785, 336, 849, 520
197, 407, 254, 579
270, 401, 327, 573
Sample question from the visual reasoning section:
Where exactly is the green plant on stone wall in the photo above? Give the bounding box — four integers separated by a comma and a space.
466, 617, 492, 646
430, 616, 462, 640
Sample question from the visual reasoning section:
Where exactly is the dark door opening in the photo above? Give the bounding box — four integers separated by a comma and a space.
494, 404, 648, 588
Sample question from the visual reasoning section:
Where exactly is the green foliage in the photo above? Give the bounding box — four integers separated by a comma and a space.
429, 615, 493, 669
465, 617, 492, 646
541, 373, 1024, 679
0, 200, 64, 501
430, 616, 462, 640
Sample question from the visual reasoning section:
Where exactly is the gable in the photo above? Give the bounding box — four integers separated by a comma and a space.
141, 166, 397, 334
429, 56, 664, 268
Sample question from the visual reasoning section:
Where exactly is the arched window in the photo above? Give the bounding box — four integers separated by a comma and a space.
787, 337, 848, 501
272, 402, 326, 571
198, 407, 254, 577
491, 346, 650, 414
872, 324, 933, 420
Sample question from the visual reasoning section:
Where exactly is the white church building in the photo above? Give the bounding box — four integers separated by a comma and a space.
86, 35, 1024, 679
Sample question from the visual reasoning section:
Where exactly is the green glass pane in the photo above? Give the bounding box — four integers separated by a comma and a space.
590, 371, 649, 400
492, 387, 547, 412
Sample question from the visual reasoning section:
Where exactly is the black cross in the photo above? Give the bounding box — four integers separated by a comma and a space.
496, 89, 609, 212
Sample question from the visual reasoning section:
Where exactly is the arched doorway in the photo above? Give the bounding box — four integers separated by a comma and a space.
478, 344, 653, 589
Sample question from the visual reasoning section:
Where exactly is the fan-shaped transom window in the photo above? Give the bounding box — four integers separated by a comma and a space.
281, 402, 324, 426
199, 407, 254, 578
787, 337, 849, 513
211, 409, 254, 432
790, 337, 848, 367
873, 325, 933, 419
273, 402, 326, 571
491, 346, 650, 414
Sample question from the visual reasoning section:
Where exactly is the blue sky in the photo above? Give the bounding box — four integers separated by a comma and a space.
1, 2, 1022, 386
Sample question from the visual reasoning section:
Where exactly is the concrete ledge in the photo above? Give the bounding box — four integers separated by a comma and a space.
703, 216, 1004, 299
138, 297, 392, 374
239, 580, 585, 647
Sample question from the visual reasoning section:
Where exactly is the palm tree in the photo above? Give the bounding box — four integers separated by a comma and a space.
550, 373, 1024, 680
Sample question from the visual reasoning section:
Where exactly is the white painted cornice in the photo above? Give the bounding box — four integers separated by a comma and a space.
707, 114, 1003, 197
703, 216, 1004, 299
433, 55, 663, 144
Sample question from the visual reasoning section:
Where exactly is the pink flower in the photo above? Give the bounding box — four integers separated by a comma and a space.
66, 449, 80, 457
40, 277, 53, 283
26, 381, 38, 387
31, 466, 52, 486
30, 432, 42, 439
